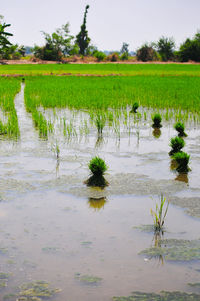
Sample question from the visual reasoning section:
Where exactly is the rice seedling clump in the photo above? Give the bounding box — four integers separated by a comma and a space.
174, 121, 187, 137
173, 151, 190, 173
169, 136, 185, 156
89, 157, 108, 176
152, 113, 162, 128
130, 102, 139, 113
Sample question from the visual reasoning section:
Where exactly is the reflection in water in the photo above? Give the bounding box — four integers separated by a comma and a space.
147, 232, 165, 265
175, 173, 189, 184
152, 128, 161, 139
88, 197, 107, 211
170, 159, 178, 171
56, 158, 60, 177
85, 175, 108, 188
95, 134, 105, 148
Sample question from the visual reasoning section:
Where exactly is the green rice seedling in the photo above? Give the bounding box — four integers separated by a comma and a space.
151, 195, 169, 233
130, 102, 139, 113
95, 113, 106, 135
169, 136, 185, 156
56, 144, 60, 159
0, 120, 7, 135
152, 113, 162, 128
173, 151, 190, 173
174, 122, 187, 137
85, 157, 108, 187
0, 78, 20, 139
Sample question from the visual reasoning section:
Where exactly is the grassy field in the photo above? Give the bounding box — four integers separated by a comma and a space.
0, 63, 200, 76
0, 77, 20, 138
25, 75, 200, 113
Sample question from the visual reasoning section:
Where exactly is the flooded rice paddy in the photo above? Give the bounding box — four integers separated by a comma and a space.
0, 83, 200, 300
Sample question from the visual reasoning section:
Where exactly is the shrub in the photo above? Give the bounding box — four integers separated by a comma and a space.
136, 44, 157, 62
169, 136, 185, 156
174, 122, 187, 137
178, 31, 200, 62
89, 157, 107, 176
120, 52, 129, 61
173, 152, 190, 173
152, 113, 162, 128
94, 51, 106, 62
156, 36, 175, 61
107, 52, 119, 62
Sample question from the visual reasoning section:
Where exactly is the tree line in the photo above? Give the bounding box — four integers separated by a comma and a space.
1, 8, 200, 62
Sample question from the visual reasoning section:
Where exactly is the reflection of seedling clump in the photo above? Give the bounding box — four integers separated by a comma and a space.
152, 113, 162, 128
169, 136, 185, 156
173, 151, 190, 173
88, 197, 107, 210
113, 291, 200, 300
174, 121, 187, 137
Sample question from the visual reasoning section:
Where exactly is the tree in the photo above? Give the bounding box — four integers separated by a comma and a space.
156, 36, 175, 61
33, 23, 73, 61
136, 44, 157, 62
0, 16, 13, 58
76, 5, 91, 55
120, 42, 129, 60
178, 31, 200, 62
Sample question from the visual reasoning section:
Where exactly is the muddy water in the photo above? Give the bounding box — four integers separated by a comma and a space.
0, 84, 200, 300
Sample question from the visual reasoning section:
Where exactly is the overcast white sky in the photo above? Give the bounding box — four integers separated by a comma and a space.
1, 0, 200, 51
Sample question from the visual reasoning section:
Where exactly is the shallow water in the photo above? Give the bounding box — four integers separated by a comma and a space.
0, 84, 200, 300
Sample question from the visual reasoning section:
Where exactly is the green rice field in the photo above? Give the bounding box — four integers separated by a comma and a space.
0, 62, 200, 76
0, 77, 20, 137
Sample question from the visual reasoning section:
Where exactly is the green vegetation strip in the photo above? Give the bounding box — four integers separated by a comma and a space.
0, 77, 20, 138
1, 63, 200, 76
25, 75, 200, 113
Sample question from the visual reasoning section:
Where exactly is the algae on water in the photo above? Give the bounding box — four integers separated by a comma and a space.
113, 291, 200, 300
18, 280, 61, 300
140, 238, 200, 261
75, 273, 102, 284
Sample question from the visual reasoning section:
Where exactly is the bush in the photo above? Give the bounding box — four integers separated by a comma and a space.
173, 152, 190, 173
178, 31, 200, 62
94, 51, 106, 62
136, 44, 157, 62
169, 137, 185, 156
174, 122, 187, 137
120, 52, 129, 61
107, 52, 119, 62
152, 113, 162, 128
156, 36, 175, 61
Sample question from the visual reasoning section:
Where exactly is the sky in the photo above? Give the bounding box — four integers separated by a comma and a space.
1, 0, 200, 51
